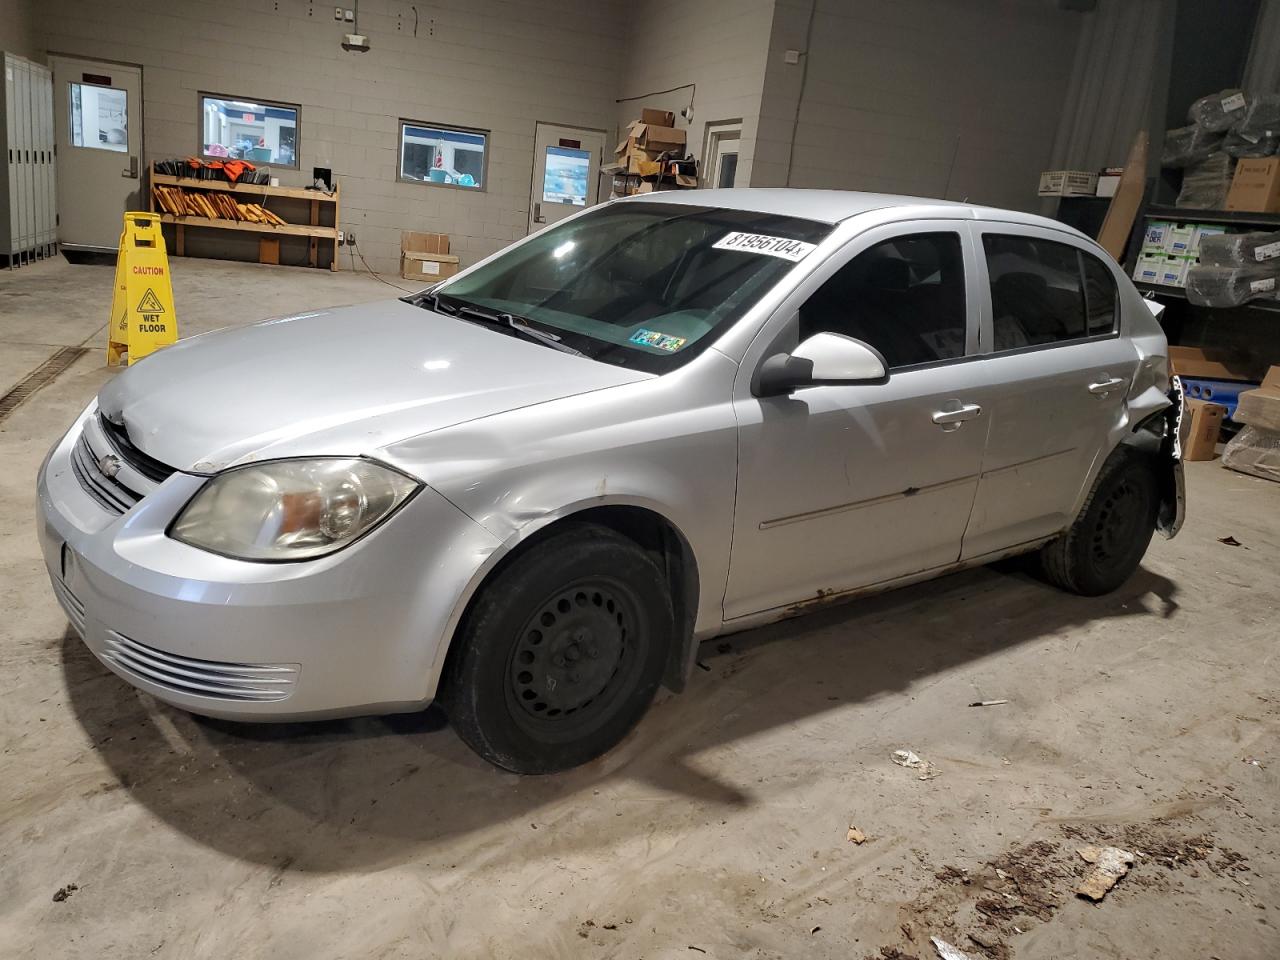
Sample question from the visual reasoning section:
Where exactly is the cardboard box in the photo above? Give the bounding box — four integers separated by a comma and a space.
1133, 252, 1164, 284
640, 108, 675, 127
1164, 223, 1196, 256
1235, 365, 1280, 432
401, 231, 450, 256
1158, 254, 1193, 287
1143, 220, 1172, 251
1225, 156, 1280, 213
1096, 174, 1121, 198
400, 251, 460, 282
1183, 399, 1227, 460
634, 122, 686, 153
1188, 223, 1227, 258
1169, 345, 1270, 382
1038, 169, 1098, 196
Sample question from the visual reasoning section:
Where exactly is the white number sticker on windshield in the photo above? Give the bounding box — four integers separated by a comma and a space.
712, 232, 816, 261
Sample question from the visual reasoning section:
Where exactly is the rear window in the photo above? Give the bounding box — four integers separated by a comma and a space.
982, 234, 1119, 353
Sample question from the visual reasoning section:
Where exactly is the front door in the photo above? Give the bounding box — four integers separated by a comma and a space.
528, 122, 604, 234
49, 56, 142, 250
724, 224, 990, 621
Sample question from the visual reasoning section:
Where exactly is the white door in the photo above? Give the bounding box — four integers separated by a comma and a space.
49, 56, 142, 251
703, 123, 742, 189
528, 122, 605, 233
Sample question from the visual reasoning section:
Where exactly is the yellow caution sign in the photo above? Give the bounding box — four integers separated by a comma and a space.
107, 212, 178, 366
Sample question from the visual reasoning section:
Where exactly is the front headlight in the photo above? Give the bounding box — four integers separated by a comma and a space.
171, 458, 420, 561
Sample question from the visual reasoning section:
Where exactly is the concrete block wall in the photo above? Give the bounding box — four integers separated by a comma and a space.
754, 0, 1084, 213
614, 0, 775, 187
37, 0, 630, 273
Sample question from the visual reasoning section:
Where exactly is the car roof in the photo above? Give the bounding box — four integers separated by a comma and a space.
619, 188, 1075, 235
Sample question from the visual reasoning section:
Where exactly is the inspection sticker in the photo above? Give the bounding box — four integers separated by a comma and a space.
630, 329, 688, 352
712, 232, 816, 261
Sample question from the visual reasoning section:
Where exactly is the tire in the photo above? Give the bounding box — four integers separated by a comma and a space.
442, 522, 673, 774
1037, 447, 1159, 596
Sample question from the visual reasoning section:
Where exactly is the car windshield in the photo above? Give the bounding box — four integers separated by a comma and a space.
423, 202, 832, 373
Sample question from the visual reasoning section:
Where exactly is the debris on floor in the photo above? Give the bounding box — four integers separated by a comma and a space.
1242, 756, 1263, 768
51, 883, 78, 902
847, 825, 868, 844
892, 749, 940, 780
968, 699, 1009, 707
1217, 535, 1243, 546
1075, 845, 1136, 901
930, 935, 973, 960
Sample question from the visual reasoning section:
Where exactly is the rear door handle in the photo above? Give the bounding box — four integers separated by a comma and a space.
931, 403, 983, 430
1088, 376, 1126, 397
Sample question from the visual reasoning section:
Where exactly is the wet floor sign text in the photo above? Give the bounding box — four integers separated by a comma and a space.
107, 213, 178, 366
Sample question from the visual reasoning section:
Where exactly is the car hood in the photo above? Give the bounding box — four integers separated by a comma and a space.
97, 299, 651, 473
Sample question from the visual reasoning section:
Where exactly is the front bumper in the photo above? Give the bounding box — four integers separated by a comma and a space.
38, 411, 503, 720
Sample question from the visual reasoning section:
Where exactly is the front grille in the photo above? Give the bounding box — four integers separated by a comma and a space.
51, 577, 86, 637
98, 415, 176, 484
70, 432, 141, 515
101, 632, 299, 702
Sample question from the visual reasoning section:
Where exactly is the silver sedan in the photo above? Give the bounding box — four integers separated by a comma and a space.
38, 190, 1184, 773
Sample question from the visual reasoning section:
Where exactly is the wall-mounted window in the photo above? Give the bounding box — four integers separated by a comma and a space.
199, 93, 299, 168
398, 121, 488, 190
70, 82, 128, 152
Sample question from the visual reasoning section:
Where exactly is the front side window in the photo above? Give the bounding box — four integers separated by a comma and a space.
200, 94, 299, 167
430, 203, 831, 373
984, 233, 1115, 351
798, 232, 968, 369
399, 122, 487, 189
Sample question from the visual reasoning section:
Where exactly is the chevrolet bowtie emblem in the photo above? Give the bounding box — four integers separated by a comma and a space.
97, 454, 122, 479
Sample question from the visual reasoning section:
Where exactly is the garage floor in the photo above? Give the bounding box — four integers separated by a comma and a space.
2, 257, 1277, 960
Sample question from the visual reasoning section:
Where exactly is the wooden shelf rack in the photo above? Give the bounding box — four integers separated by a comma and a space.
148, 172, 340, 271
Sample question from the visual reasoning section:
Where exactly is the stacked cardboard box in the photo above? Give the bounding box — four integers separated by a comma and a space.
612, 108, 688, 177
400, 231, 459, 282
1223, 365, 1280, 481
1132, 219, 1228, 287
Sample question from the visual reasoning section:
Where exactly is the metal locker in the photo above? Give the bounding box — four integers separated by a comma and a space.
2, 52, 58, 267
18, 57, 34, 261
3, 54, 17, 261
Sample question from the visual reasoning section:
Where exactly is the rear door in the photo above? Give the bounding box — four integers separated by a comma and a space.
959, 223, 1136, 560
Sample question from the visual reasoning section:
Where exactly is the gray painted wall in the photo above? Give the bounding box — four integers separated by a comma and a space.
37, 0, 629, 273
1, 0, 41, 62
614, 0, 775, 186
754, 0, 1084, 213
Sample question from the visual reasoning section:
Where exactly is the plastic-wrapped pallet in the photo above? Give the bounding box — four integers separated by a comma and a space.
1188, 89, 1249, 132
1198, 231, 1280, 266
1162, 125, 1225, 167
1175, 152, 1235, 208
1185, 263, 1280, 307
1221, 425, 1280, 482
1235, 92, 1280, 140
1222, 127, 1280, 158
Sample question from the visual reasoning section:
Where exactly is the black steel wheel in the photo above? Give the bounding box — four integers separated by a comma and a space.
1038, 446, 1159, 596
443, 522, 672, 773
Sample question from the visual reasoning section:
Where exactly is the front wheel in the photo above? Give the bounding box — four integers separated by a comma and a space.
442, 523, 673, 774
1037, 447, 1159, 596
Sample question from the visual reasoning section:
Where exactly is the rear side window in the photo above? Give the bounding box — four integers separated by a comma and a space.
1082, 252, 1118, 335
799, 232, 967, 369
983, 234, 1086, 350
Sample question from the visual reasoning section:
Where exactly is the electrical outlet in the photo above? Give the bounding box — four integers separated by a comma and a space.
337, 230, 345, 244
344, 8, 355, 22
334, 6, 342, 20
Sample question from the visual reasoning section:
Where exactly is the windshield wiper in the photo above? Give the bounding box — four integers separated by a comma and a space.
412, 288, 457, 314
454, 304, 584, 356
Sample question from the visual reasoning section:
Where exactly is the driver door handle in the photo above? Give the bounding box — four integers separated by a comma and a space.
931, 403, 983, 428
1088, 376, 1126, 397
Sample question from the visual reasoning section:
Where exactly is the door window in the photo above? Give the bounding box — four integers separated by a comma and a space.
542, 146, 591, 206
69, 83, 127, 153
798, 232, 968, 369
983, 234, 1107, 351
1082, 251, 1118, 335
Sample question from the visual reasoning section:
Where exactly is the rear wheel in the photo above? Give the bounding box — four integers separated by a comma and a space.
1037, 447, 1159, 596
442, 523, 672, 774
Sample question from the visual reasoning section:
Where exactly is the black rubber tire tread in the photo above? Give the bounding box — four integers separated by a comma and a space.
1038, 446, 1159, 597
442, 521, 673, 774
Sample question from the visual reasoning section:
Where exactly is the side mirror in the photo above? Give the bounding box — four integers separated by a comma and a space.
755, 332, 888, 397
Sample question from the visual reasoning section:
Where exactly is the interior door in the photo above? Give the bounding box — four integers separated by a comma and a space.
50, 56, 142, 250
723, 224, 990, 621
528, 122, 604, 234
709, 133, 740, 188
